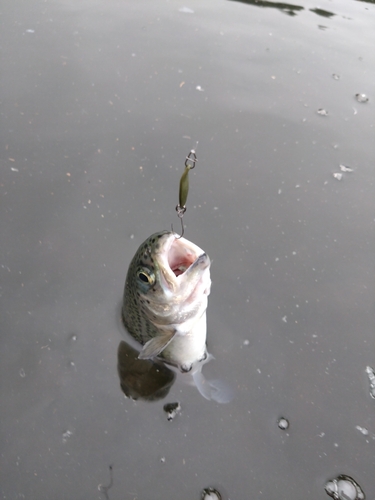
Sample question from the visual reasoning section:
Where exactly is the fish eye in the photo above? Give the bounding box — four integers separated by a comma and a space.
138, 272, 149, 283
137, 270, 155, 285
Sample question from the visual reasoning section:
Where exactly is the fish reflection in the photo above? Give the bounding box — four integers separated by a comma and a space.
117, 341, 175, 401
117, 340, 233, 403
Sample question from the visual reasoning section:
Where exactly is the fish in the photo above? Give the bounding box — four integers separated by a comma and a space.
122, 231, 211, 373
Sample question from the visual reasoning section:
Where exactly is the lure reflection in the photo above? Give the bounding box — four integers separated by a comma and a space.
121, 231, 233, 403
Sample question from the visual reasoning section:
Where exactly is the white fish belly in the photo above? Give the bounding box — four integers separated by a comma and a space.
160, 312, 207, 369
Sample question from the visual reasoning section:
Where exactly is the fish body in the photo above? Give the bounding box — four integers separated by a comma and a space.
122, 231, 211, 372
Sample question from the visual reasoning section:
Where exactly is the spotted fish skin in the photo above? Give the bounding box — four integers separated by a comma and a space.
122, 231, 211, 372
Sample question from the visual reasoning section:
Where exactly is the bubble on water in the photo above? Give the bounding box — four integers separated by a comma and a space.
278, 417, 289, 430
201, 487, 222, 500
355, 425, 369, 436
325, 475, 365, 500
366, 366, 375, 382
317, 108, 329, 116
62, 430, 73, 443
365, 366, 375, 399
179, 6, 194, 13
19, 368, 26, 378
332, 173, 343, 181
332, 74, 340, 80
69, 333, 77, 342
163, 402, 181, 421
355, 93, 369, 103
339, 164, 354, 173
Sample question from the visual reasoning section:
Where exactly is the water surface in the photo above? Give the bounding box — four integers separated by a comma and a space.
1, 0, 374, 498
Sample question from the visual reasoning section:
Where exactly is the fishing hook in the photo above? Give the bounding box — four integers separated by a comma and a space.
171, 218, 184, 239
172, 205, 186, 238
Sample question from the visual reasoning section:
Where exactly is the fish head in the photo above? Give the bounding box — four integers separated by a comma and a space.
125, 231, 211, 330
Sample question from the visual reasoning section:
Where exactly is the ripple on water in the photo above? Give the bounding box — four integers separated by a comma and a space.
339, 164, 354, 173
201, 487, 222, 500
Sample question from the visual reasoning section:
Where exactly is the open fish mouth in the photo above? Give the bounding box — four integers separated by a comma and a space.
167, 234, 209, 277
155, 232, 210, 294
168, 244, 193, 276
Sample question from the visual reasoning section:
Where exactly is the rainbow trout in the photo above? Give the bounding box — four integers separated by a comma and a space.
122, 231, 211, 373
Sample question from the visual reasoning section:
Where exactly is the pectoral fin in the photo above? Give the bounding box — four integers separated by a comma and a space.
138, 331, 177, 360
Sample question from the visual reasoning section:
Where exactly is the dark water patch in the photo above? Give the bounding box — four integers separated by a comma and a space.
310, 7, 335, 18
228, 0, 304, 16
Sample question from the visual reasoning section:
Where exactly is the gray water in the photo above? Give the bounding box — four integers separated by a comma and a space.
1, 0, 374, 499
